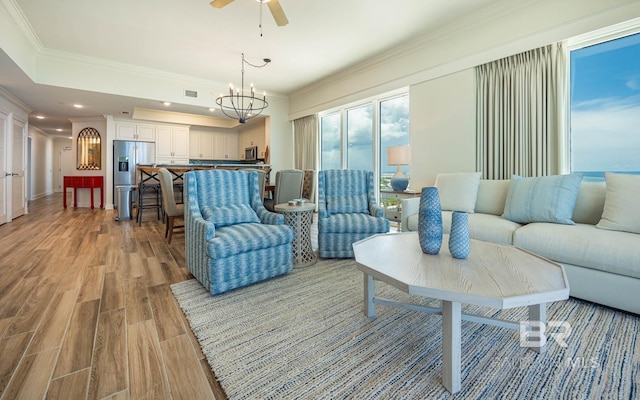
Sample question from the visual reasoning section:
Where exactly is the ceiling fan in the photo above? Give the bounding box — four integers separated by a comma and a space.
210, 0, 289, 27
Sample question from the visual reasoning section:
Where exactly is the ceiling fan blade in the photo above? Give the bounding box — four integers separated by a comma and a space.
267, 0, 289, 26
210, 0, 234, 9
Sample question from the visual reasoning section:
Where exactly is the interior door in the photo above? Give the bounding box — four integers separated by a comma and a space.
11, 120, 25, 219
0, 111, 7, 225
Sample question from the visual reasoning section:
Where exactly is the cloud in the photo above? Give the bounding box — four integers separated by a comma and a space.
626, 75, 640, 91
571, 96, 640, 171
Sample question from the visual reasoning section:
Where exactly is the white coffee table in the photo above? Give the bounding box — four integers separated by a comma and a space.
353, 232, 569, 394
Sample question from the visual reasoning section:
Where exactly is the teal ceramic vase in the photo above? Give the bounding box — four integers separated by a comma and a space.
418, 187, 442, 255
449, 211, 470, 259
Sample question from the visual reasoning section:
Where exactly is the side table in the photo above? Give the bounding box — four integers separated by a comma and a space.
380, 189, 421, 231
275, 203, 317, 267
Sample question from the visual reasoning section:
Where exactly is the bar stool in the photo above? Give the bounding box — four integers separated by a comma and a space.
137, 170, 163, 226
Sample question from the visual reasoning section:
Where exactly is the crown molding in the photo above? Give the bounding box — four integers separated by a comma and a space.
0, 0, 43, 50
567, 16, 640, 50
290, 0, 535, 100
0, 86, 32, 113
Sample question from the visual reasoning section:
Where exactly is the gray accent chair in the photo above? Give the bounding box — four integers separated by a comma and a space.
264, 169, 304, 211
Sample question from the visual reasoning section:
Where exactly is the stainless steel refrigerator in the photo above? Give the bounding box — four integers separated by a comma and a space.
113, 140, 156, 208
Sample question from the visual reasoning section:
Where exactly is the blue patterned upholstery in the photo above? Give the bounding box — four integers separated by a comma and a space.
185, 169, 294, 295
317, 170, 389, 258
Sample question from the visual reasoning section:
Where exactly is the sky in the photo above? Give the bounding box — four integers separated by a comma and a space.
320, 96, 410, 175
570, 32, 640, 173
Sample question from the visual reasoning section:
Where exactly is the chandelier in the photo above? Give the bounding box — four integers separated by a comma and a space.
216, 53, 270, 123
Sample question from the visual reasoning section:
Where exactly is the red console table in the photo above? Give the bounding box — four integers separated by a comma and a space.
63, 176, 104, 209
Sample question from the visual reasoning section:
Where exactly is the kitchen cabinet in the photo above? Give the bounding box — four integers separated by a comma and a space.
156, 126, 190, 164
239, 128, 266, 160
190, 131, 215, 160
115, 122, 156, 141
212, 132, 238, 160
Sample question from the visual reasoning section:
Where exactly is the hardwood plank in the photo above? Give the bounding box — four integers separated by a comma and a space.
160, 335, 215, 400
101, 389, 129, 400
26, 289, 77, 355
137, 240, 155, 258
125, 276, 152, 324
101, 270, 125, 312
200, 359, 227, 400
0, 318, 11, 338
55, 256, 86, 293
127, 320, 171, 400
148, 284, 185, 341
126, 253, 146, 279
77, 265, 106, 303
47, 368, 90, 399
0, 276, 39, 319
88, 309, 127, 400
4, 280, 57, 337
54, 299, 100, 378
185, 320, 205, 360
160, 261, 187, 285
143, 257, 167, 287
0, 331, 32, 394
0, 194, 230, 400
2, 347, 57, 400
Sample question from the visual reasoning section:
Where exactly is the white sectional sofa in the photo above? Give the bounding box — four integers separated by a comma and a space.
401, 173, 640, 315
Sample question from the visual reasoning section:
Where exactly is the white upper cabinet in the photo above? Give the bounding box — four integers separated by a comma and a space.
190, 131, 215, 159
156, 126, 190, 164
213, 132, 238, 160
191, 131, 238, 161
115, 122, 156, 142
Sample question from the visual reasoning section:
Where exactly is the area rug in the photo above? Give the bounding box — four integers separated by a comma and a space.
171, 259, 639, 399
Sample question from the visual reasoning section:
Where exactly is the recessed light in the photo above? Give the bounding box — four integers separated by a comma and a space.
209, 108, 215, 112
73, 104, 83, 108
163, 102, 171, 106
56, 128, 63, 132
35, 115, 45, 119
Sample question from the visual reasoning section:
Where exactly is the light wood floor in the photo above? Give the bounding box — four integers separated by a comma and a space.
0, 193, 226, 400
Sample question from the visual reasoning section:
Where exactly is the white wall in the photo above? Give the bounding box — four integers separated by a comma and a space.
264, 97, 292, 178
409, 69, 476, 189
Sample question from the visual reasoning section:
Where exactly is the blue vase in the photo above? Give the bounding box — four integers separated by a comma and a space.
449, 211, 470, 259
418, 187, 442, 255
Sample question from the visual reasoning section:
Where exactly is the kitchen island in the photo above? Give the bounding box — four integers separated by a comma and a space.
137, 163, 272, 184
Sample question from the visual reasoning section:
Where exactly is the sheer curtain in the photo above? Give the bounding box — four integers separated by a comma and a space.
293, 114, 318, 170
476, 43, 566, 179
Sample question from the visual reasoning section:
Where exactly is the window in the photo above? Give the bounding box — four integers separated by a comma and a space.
319, 91, 410, 192
320, 112, 341, 170
347, 104, 373, 171
569, 30, 640, 182
380, 95, 410, 190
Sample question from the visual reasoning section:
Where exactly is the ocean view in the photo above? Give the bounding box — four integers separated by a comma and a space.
575, 171, 640, 182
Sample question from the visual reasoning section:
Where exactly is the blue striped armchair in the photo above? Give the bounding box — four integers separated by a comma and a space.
317, 170, 390, 258
185, 169, 294, 295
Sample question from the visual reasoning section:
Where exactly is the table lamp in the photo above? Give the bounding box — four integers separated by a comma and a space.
387, 145, 411, 191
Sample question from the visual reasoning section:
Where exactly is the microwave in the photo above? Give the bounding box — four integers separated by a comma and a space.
245, 146, 258, 161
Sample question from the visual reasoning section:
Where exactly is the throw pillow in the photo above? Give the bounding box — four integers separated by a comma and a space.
502, 174, 583, 225
435, 172, 482, 213
201, 204, 260, 227
596, 172, 640, 234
